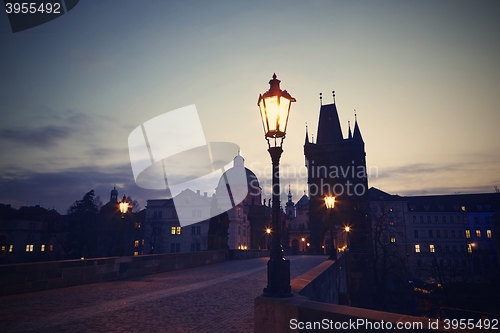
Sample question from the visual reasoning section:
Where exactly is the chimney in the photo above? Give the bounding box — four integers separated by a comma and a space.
197, 190, 200, 195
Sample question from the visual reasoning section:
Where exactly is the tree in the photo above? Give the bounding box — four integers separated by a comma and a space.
370, 201, 411, 313
145, 215, 163, 254
65, 190, 100, 258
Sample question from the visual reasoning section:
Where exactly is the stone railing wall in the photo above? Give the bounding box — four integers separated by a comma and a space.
0, 250, 227, 296
228, 249, 270, 260
255, 254, 455, 333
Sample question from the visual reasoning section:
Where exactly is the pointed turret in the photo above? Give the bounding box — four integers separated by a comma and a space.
304, 123, 310, 145
348, 120, 352, 139
353, 111, 364, 143
315, 91, 343, 144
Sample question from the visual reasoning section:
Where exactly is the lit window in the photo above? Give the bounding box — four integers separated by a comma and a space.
1, 245, 4, 251
171, 226, 181, 235
465, 229, 471, 238
26, 244, 34, 252
429, 244, 435, 253
49, 244, 53, 251
415, 244, 420, 253
467, 244, 473, 253
476, 229, 481, 238
461, 206, 466, 211
390, 237, 396, 243
142, 239, 145, 245
134, 251, 139, 256
9, 244, 13, 252
487, 230, 492, 238
134, 240, 139, 247
135, 222, 141, 228
41, 244, 45, 252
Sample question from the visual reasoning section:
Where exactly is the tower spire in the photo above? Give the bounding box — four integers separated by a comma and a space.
348, 120, 352, 139
332, 90, 336, 103
319, 92, 322, 105
304, 122, 310, 144
353, 109, 364, 143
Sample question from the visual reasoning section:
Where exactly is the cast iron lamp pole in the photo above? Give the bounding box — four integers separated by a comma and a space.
258, 73, 296, 297
324, 195, 337, 260
118, 195, 130, 256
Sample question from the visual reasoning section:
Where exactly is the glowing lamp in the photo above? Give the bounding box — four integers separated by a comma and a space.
119, 195, 129, 214
324, 196, 335, 209
258, 73, 296, 144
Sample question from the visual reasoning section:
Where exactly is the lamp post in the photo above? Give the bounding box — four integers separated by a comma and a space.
265, 227, 271, 250
344, 225, 351, 250
118, 195, 129, 256
258, 73, 295, 297
301, 237, 305, 253
324, 195, 337, 260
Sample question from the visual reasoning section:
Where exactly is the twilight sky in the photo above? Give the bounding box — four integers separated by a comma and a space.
1, 0, 499, 212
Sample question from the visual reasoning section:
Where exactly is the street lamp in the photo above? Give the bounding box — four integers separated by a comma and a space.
324, 195, 337, 260
266, 227, 271, 250
301, 237, 305, 253
258, 73, 296, 298
119, 195, 130, 217
344, 225, 351, 250
118, 195, 129, 256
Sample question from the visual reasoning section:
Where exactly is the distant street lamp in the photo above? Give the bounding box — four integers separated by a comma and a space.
258, 73, 296, 298
266, 227, 271, 250
344, 225, 351, 250
324, 195, 338, 260
118, 195, 129, 256
301, 237, 305, 253
119, 195, 130, 216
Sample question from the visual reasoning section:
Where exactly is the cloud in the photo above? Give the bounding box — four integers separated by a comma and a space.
0, 162, 179, 213
0, 108, 100, 149
0, 125, 72, 148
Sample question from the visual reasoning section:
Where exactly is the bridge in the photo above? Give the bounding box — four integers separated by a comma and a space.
0, 255, 328, 333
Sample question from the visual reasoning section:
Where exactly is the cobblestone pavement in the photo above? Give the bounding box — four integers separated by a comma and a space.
0, 255, 328, 333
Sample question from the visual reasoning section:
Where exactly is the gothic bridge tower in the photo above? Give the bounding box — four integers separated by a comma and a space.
304, 91, 373, 307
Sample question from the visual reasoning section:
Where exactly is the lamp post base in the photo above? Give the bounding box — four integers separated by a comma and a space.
263, 257, 292, 297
